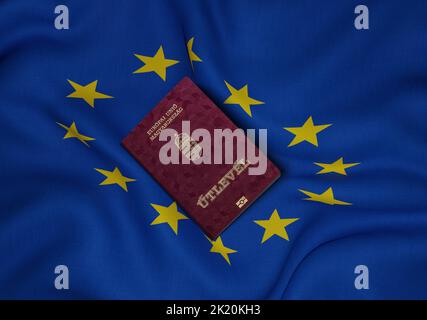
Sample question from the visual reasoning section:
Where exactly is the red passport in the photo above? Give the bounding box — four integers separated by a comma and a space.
122, 77, 280, 239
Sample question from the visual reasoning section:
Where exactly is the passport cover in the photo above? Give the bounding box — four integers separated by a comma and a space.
122, 77, 280, 239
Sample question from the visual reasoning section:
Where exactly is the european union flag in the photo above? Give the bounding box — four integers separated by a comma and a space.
1, 0, 426, 299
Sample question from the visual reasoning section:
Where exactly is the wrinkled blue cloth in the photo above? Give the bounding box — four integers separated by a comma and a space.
0, 0, 426, 299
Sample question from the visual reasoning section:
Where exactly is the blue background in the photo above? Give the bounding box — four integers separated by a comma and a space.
0, 0, 426, 299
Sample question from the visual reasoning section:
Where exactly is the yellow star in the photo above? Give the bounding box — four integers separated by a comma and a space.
223, 81, 264, 117
66, 80, 113, 108
150, 202, 188, 235
207, 236, 237, 265
133, 46, 179, 81
186, 37, 202, 70
299, 187, 351, 205
94, 167, 136, 192
254, 209, 299, 244
56, 121, 95, 147
284, 116, 332, 147
314, 157, 360, 175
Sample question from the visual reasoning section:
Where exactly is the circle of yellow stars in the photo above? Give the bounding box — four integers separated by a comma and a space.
57, 36, 360, 266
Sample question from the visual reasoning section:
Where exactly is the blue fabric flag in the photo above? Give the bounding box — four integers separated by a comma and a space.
1, 0, 426, 299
